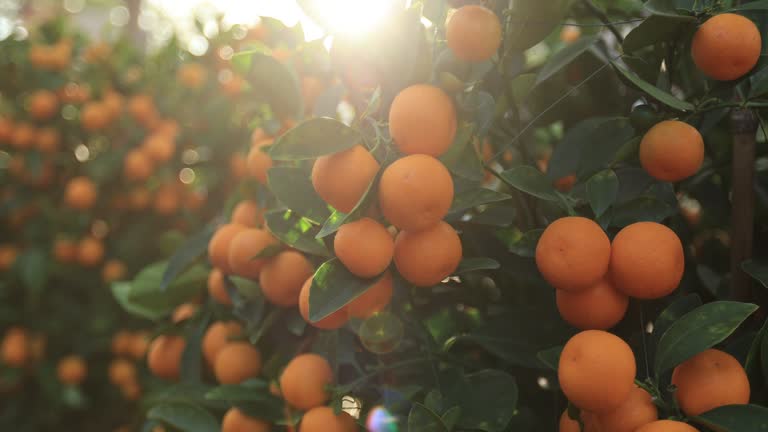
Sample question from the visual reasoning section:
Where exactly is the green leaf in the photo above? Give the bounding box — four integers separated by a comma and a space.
586, 169, 619, 217
692, 404, 768, 431
731, 0, 768, 11
441, 406, 462, 431
653, 294, 703, 345
162, 220, 217, 291
264, 210, 330, 257
742, 260, 768, 289
205, 380, 270, 401
267, 167, 330, 224
750, 65, 768, 98
503, 228, 544, 258
455, 258, 500, 274
505, 0, 573, 51
17, 248, 48, 294
247, 53, 302, 119
440, 123, 483, 182
644, 0, 697, 18
547, 117, 611, 181
654, 301, 759, 377
408, 403, 448, 432
147, 402, 219, 432
612, 64, 695, 112
537, 346, 563, 370
449, 186, 512, 214
308, 259, 382, 322
536, 36, 599, 85
624, 15, 695, 53
499, 166, 560, 202
610, 196, 677, 226
444, 370, 518, 432
316, 173, 379, 239
269, 118, 362, 161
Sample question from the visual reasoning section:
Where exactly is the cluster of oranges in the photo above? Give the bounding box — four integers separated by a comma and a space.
109, 330, 150, 401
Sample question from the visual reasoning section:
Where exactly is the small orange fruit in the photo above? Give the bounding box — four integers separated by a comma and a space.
111, 331, 133, 356
388, 85, 456, 156
610, 222, 684, 299
143, 134, 176, 163
311, 145, 380, 213
108, 359, 137, 386
636, 420, 698, 432
560, 26, 582, 44
672, 348, 750, 416
394, 221, 462, 287
446, 5, 502, 62
222, 408, 270, 432
556, 279, 628, 330
280, 353, 333, 410
207, 269, 232, 305
102, 259, 127, 283
202, 321, 243, 366
10, 123, 36, 150
154, 183, 181, 215
77, 237, 105, 267
1, 327, 29, 367
559, 410, 600, 432
0, 117, 14, 142
208, 224, 246, 274
597, 386, 658, 432
639, 120, 704, 182
334, 217, 394, 278
172, 303, 198, 323
246, 144, 274, 184
214, 342, 262, 384
65, 176, 98, 210
535, 217, 611, 292
147, 335, 185, 381
378, 154, 454, 231
227, 229, 279, 279
35, 127, 60, 153
300, 406, 358, 432
0, 245, 18, 271
347, 271, 394, 319
53, 238, 78, 263
57, 355, 87, 385
231, 200, 264, 227
177, 63, 208, 89
123, 149, 154, 182
28, 89, 59, 120
230, 153, 248, 180
259, 250, 314, 307
128, 94, 159, 127
128, 331, 150, 360
692, 13, 761, 81
299, 277, 349, 330
81, 102, 111, 131
558, 330, 636, 413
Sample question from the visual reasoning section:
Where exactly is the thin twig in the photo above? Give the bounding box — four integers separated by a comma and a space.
579, 0, 625, 43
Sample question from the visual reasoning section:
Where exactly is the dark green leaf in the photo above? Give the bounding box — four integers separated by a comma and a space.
692, 404, 768, 431
499, 166, 560, 202
450, 186, 512, 214
612, 64, 694, 111
536, 36, 599, 85
162, 220, 217, 291
624, 15, 695, 52
743, 260, 768, 289
537, 346, 563, 371
269, 118, 362, 160
248, 53, 302, 119
731, 0, 768, 11
653, 294, 703, 345
264, 210, 330, 257
408, 403, 447, 432
547, 117, 610, 181
750, 65, 768, 98
440, 123, 483, 182
205, 380, 270, 401
444, 370, 518, 432
147, 402, 218, 432
308, 259, 381, 322
17, 248, 48, 293
442, 406, 462, 431
316, 173, 379, 239
267, 167, 330, 224
504, 229, 543, 258
644, 0, 697, 18
505, 0, 573, 51
455, 258, 500, 274
587, 169, 619, 217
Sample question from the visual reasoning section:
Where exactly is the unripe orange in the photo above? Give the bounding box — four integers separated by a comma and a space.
280, 353, 333, 410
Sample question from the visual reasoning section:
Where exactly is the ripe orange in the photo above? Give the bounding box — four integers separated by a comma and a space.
65, 176, 98, 210
347, 271, 394, 319
378, 155, 454, 231
300, 406, 357, 432
446, 5, 502, 62
103, 90, 124, 119
129, 187, 152, 210
28, 89, 59, 120
334, 217, 394, 278
671, 348, 750, 416
636, 420, 698, 432
280, 353, 333, 410
597, 386, 658, 432
128, 94, 159, 127
57, 355, 87, 385
560, 26, 582, 44
299, 277, 349, 330
692, 13, 761, 81
259, 250, 314, 307
535, 217, 611, 292
555, 175, 577, 192
230, 153, 248, 180
154, 183, 181, 215
559, 410, 601, 432
556, 279, 628, 330
0, 117, 13, 142
0, 245, 18, 271
147, 335, 185, 381
214, 342, 262, 384
53, 238, 77, 263
177, 63, 208, 89
222, 408, 270, 432
172, 303, 198, 323
111, 331, 133, 356
102, 259, 127, 283
143, 134, 176, 163
202, 321, 243, 366
128, 332, 150, 360
208, 223, 246, 274
1, 327, 29, 367
123, 149, 155, 182
77, 237, 105, 267
394, 221, 462, 287
558, 330, 636, 413
246, 144, 274, 184
108, 359, 137, 386
81, 102, 111, 131
610, 222, 684, 299
231, 200, 264, 227
639, 121, 704, 182
120, 381, 142, 401
228, 228, 280, 279
36, 127, 60, 153
207, 269, 232, 305
311, 145, 380, 213
11, 122, 36, 150
388, 85, 456, 156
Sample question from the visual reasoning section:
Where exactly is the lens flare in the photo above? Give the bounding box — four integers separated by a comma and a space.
366, 406, 398, 432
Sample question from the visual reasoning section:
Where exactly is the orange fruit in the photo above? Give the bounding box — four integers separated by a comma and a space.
671, 348, 750, 416
28, 89, 59, 120
154, 183, 181, 215
65, 176, 98, 210
81, 102, 111, 131
177, 63, 208, 89
214, 342, 262, 384
692, 13, 761, 81
446, 5, 502, 62
311, 145, 380, 213
11, 122, 36, 150
388, 85, 456, 156
103, 90, 124, 119
610, 222, 684, 299
0, 117, 14, 142
120, 381, 142, 401
535, 217, 611, 292
639, 120, 704, 182
111, 331, 133, 356
172, 303, 198, 323
378, 154, 454, 231
129, 187, 152, 210
556, 279, 628, 330
128, 94, 159, 127
208, 223, 246, 274
227, 228, 279, 279
207, 269, 232, 305
334, 217, 394, 278
128, 332, 150, 360
102, 259, 127, 283
280, 353, 333, 410
231, 200, 264, 227
246, 145, 274, 184
259, 250, 314, 307
230, 153, 248, 180
300, 406, 358, 432
202, 321, 243, 366
57, 355, 87, 385
559, 410, 601, 432
53, 238, 77, 263
108, 359, 137, 386
222, 408, 270, 432
636, 420, 698, 432
560, 26, 582, 44
554, 175, 577, 192
147, 335, 185, 380
0, 245, 18, 271
299, 277, 349, 330
558, 330, 636, 413
77, 237, 104, 267
1, 327, 29, 367
143, 134, 176, 163
123, 149, 154, 182
35, 127, 60, 153
347, 271, 394, 319
597, 386, 658, 432
221, 74, 245, 96
394, 221, 462, 287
